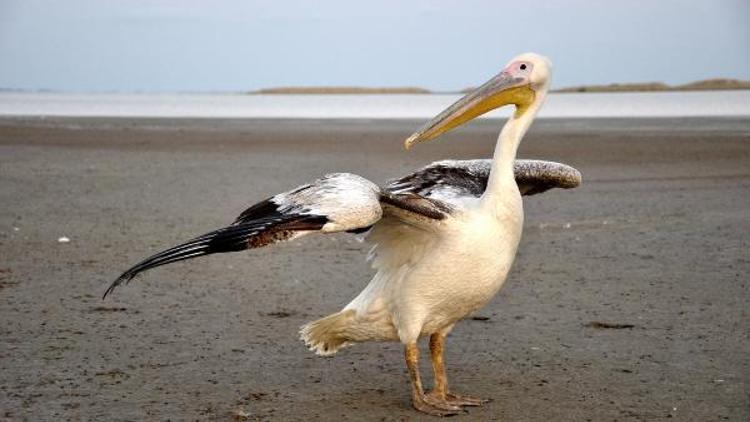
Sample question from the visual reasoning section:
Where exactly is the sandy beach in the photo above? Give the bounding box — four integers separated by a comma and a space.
1, 116, 748, 421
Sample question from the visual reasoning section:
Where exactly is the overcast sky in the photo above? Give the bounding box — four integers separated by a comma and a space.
1, 0, 748, 92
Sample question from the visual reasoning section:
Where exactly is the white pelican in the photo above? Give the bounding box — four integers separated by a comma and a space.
105, 52, 580, 415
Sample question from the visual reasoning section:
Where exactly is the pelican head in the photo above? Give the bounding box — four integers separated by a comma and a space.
404, 52, 552, 149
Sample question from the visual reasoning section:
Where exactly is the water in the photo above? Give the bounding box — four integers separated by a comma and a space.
0, 90, 748, 119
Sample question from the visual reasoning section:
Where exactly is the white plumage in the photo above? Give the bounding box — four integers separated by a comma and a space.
106, 53, 580, 416
271, 173, 383, 233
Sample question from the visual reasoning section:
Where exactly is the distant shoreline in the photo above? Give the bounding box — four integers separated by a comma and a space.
2, 89, 749, 118
251, 86, 430, 95
254, 78, 750, 95
4, 78, 748, 96
551, 78, 750, 93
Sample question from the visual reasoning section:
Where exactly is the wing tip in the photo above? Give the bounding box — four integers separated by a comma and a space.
102, 272, 136, 299
568, 167, 583, 188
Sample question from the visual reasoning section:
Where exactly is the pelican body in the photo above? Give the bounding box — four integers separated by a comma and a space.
105, 53, 579, 415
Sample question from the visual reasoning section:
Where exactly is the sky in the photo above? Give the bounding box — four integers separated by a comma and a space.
0, 0, 748, 92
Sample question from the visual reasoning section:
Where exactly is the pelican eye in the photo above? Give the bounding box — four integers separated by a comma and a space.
520, 64, 527, 70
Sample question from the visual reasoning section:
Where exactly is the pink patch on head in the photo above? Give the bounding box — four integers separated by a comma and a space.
505, 61, 533, 76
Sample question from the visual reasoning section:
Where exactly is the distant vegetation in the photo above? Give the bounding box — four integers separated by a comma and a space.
257, 78, 750, 95
552, 78, 750, 93
552, 82, 670, 93
4, 78, 748, 95
252, 86, 430, 95
676, 78, 750, 91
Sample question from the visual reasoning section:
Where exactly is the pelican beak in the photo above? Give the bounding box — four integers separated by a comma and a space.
404, 71, 535, 150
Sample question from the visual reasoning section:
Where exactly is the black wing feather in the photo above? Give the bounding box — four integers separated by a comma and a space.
104, 213, 327, 298
105, 173, 387, 299
386, 159, 581, 198
386, 161, 489, 197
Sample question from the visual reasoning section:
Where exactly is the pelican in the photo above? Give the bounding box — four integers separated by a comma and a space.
105, 52, 580, 415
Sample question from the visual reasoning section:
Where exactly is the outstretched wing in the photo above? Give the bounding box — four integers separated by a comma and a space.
513, 159, 583, 195
106, 160, 580, 297
105, 173, 450, 298
105, 173, 380, 297
386, 158, 581, 199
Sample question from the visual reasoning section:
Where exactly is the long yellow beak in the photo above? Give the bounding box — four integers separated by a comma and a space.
404, 71, 535, 149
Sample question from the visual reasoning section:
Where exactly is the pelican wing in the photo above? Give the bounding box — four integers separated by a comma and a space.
105, 160, 579, 297
105, 173, 450, 297
513, 159, 582, 195
386, 159, 581, 199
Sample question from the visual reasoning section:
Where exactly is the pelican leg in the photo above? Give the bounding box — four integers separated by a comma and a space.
404, 342, 461, 416
426, 332, 489, 407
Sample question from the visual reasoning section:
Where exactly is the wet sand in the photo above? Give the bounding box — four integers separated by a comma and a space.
1, 117, 748, 421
